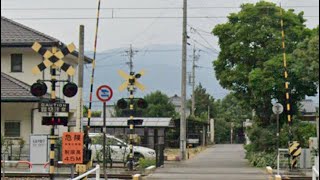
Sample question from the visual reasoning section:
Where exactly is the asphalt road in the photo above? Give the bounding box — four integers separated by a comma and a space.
146, 144, 267, 180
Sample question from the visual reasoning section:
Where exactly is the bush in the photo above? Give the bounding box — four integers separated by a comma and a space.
139, 158, 156, 169
245, 118, 317, 167
245, 147, 277, 168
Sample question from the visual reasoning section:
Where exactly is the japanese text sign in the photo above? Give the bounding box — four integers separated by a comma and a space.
62, 132, 83, 164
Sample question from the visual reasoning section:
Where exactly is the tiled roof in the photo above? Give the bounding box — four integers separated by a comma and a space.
75, 117, 174, 128
1, 16, 59, 47
1, 16, 92, 63
1, 72, 52, 102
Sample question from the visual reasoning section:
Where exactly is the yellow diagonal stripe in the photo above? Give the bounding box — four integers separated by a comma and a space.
31, 42, 41, 51
43, 59, 53, 67
44, 51, 53, 59
54, 51, 64, 59
67, 43, 76, 52
118, 70, 130, 80
135, 80, 146, 91
32, 66, 41, 74
285, 82, 289, 89
286, 93, 290, 99
138, 69, 145, 76
119, 81, 129, 91
66, 67, 75, 76
293, 148, 301, 157
54, 59, 64, 68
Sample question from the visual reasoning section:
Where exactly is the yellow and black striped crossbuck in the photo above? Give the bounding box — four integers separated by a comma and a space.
31, 42, 76, 76
289, 141, 301, 169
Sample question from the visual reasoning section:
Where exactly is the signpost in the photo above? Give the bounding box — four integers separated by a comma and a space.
96, 85, 113, 178
62, 132, 84, 164
273, 103, 284, 175
30, 135, 48, 164
39, 102, 69, 113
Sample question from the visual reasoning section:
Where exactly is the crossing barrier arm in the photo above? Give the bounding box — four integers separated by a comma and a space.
69, 164, 100, 180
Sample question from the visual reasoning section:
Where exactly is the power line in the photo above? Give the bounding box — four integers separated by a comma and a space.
1, 5, 319, 11
5, 15, 318, 21
4, 16, 230, 20
189, 25, 220, 54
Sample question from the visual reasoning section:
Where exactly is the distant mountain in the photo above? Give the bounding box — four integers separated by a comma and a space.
82, 44, 319, 110
82, 44, 229, 109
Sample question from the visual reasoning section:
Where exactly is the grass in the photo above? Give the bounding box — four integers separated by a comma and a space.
165, 146, 207, 160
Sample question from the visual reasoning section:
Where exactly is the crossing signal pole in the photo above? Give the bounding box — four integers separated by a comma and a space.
118, 69, 146, 170
31, 42, 78, 180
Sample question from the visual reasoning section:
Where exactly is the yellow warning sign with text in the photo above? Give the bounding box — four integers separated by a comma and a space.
62, 132, 83, 164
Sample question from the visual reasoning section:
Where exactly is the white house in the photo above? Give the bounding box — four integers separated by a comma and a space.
1, 16, 91, 144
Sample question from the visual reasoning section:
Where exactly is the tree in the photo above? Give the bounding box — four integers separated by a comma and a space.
189, 83, 215, 121
141, 91, 177, 117
212, 1, 316, 124
114, 91, 177, 118
292, 27, 319, 87
213, 93, 252, 143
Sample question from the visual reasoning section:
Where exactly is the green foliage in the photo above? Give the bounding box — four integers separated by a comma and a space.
279, 121, 317, 148
139, 158, 156, 169
292, 27, 319, 86
189, 84, 215, 119
245, 145, 277, 168
114, 91, 177, 118
214, 118, 230, 144
142, 91, 177, 118
213, 93, 252, 144
83, 105, 102, 117
212, 1, 316, 124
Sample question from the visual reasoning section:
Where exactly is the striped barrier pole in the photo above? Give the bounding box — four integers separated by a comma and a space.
280, 6, 301, 170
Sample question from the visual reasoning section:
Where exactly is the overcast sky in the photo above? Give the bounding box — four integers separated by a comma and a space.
1, 0, 319, 52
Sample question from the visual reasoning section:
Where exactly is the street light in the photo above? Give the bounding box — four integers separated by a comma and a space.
272, 103, 284, 175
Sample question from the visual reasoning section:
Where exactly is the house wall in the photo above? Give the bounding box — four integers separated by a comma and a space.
1, 47, 79, 111
1, 103, 68, 143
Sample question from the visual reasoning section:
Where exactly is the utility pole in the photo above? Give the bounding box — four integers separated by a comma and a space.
125, 44, 138, 73
191, 46, 196, 117
180, 0, 187, 161
191, 45, 200, 117
75, 25, 84, 133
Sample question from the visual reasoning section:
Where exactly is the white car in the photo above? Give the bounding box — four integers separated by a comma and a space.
89, 133, 156, 163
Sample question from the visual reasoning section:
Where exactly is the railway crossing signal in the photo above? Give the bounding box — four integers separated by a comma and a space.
30, 82, 48, 97
118, 70, 145, 91
63, 82, 78, 98
30, 42, 78, 180
116, 98, 148, 109
118, 69, 147, 171
42, 116, 68, 126
31, 42, 76, 76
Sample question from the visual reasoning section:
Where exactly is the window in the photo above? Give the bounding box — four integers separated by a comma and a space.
11, 54, 23, 72
5, 121, 21, 137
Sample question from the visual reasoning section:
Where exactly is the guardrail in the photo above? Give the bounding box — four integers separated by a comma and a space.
1, 160, 33, 171
69, 164, 100, 180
